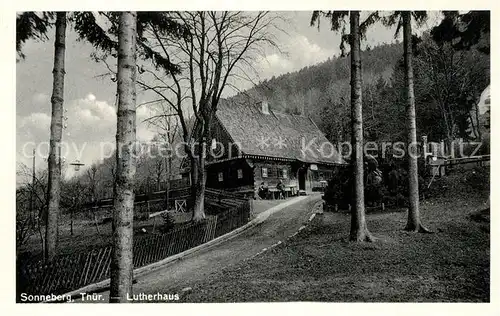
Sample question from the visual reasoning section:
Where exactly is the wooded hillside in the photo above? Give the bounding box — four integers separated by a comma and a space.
235, 35, 489, 145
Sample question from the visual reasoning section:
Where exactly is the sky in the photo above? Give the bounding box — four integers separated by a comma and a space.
16, 11, 444, 183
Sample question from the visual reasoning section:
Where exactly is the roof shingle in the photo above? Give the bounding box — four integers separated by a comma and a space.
215, 99, 346, 165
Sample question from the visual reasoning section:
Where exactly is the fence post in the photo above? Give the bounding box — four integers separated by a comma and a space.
91, 207, 101, 236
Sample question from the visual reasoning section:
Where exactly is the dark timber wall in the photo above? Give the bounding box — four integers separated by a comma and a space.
206, 157, 338, 197
206, 158, 254, 191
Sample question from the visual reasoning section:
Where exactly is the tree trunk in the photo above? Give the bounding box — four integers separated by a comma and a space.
403, 11, 431, 233
192, 154, 206, 222
469, 111, 479, 140
349, 11, 374, 242
164, 156, 171, 210
45, 12, 67, 261
189, 155, 198, 208
30, 149, 35, 234
474, 101, 482, 140
110, 11, 137, 303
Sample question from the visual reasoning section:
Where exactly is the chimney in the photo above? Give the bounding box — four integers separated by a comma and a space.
259, 100, 269, 115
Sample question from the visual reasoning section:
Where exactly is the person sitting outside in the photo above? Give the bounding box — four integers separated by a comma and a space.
257, 182, 269, 199
276, 180, 285, 199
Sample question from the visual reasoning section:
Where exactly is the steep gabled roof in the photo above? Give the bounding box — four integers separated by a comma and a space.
215, 99, 346, 165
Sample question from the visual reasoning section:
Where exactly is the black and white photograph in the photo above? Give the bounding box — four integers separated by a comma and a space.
12, 5, 493, 307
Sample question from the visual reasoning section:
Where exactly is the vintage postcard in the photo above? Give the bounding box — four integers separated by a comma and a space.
10, 4, 494, 313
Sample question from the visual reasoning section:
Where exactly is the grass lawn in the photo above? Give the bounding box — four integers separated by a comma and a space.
20, 208, 193, 258
182, 168, 490, 302
20, 194, 296, 261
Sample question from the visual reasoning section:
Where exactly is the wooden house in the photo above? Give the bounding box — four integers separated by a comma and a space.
181, 99, 347, 198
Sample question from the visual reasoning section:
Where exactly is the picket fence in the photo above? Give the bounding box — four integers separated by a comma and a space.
17, 197, 251, 299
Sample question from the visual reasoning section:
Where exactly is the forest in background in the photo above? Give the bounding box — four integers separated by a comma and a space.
237, 32, 489, 145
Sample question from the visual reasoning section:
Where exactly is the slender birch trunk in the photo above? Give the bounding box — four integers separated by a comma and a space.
403, 11, 431, 233
349, 11, 374, 242
45, 12, 67, 261
474, 101, 482, 140
192, 140, 207, 222
165, 154, 171, 210
110, 11, 138, 303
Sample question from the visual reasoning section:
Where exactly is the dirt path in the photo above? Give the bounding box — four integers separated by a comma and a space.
73, 194, 321, 303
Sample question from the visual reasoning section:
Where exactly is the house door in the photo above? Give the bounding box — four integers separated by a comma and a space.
298, 167, 307, 191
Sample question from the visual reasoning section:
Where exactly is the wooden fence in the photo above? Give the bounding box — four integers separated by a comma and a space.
17, 196, 251, 300
85, 187, 246, 219
82, 183, 191, 209
443, 155, 490, 167
213, 201, 251, 238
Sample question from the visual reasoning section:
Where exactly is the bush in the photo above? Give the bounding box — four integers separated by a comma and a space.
159, 212, 175, 233
464, 166, 490, 192
323, 159, 429, 210
322, 168, 352, 210
134, 212, 150, 221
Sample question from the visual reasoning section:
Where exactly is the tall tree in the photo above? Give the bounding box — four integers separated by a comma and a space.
109, 11, 137, 303
348, 11, 375, 241
401, 11, 430, 233
18, 12, 185, 261
86, 164, 100, 201
17, 12, 68, 261
133, 11, 280, 221
18, 11, 111, 261
381, 11, 431, 232
311, 11, 377, 241
74, 11, 190, 203
45, 12, 67, 261
142, 105, 180, 209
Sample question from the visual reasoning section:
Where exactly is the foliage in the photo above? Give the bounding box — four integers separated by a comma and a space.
235, 29, 489, 145
159, 212, 176, 233
412, 34, 490, 142
323, 158, 429, 210
462, 166, 490, 192
16, 12, 54, 60
16, 164, 49, 253
238, 42, 403, 143
431, 11, 490, 54
72, 11, 188, 75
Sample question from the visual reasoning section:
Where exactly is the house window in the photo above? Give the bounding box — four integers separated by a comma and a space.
261, 167, 268, 178
237, 169, 243, 179
277, 168, 287, 179
218, 172, 223, 182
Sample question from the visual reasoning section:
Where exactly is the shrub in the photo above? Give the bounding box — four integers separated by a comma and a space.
159, 212, 175, 233
323, 159, 429, 210
464, 166, 490, 192
322, 168, 352, 210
